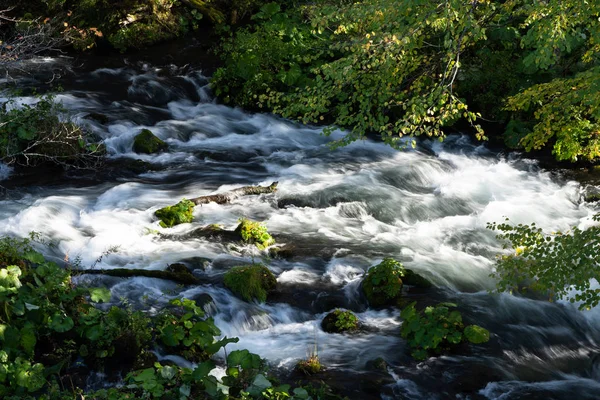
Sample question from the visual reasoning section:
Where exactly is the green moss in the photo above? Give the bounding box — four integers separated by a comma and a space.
321, 309, 359, 333
463, 325, 490, 344
362, 258, 404, 307
295, 355, 322, 375
236, 218, 275, 249
133, 129, 168, 154
155, 199, 195, 228
223, 264, 276, 303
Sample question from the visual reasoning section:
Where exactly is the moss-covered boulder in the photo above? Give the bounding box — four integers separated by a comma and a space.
235, 218, 275, 249
321, 309, 359, 333
223, 264, 277, 303
362, 258, 404, 307
155, 199, 195, 228
132, 129, 168, 154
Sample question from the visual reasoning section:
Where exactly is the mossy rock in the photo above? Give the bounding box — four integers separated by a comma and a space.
403, 269, 433, 288
155, 199, 195, 228
133, 129, 168, 154
464, 325, 490, 344
365, 357, 389, 372
362, 258, 404, 307
235, 218, 275, 249
223, 264, 277, 303
321, 309, 359, 333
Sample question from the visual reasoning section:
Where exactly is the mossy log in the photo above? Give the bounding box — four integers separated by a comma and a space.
71, 266, 200, 285
189, 182, 278, 205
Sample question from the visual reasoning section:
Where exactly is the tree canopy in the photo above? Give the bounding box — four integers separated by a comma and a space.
212, 0, 600, 160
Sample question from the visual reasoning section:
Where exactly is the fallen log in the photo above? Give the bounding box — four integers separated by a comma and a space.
189, 182, 278, 205
71, 263, 200, 285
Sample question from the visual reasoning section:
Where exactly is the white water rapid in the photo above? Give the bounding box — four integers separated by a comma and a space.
1, 61, 599, 399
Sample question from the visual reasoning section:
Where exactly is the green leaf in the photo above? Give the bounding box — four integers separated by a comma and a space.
22, 251, 45, 264
49, 313, 74, 333
160, 365, 176, 380
192, 360, 215, 381
90, 287, 111, 303
20, 324, 37, 355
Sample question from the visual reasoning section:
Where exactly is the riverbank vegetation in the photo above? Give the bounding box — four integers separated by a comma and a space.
212, 0, 600, 162
2, 0, 599, 164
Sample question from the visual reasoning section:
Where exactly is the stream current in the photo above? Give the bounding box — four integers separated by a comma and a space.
1, 60, 600, 399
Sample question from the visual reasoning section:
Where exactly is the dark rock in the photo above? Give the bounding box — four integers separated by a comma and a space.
365, 357, 389, 372
403, 269, 433, 288
132, 129, 168, 154
191, 293, 215, 310
166, 263, 191, 275
86, 112, 110, 124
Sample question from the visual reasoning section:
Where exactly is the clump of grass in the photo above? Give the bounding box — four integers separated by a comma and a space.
223, 264, 276, 303
295, 354, 322, 375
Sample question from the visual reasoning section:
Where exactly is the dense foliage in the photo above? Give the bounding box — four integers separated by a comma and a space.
9, 0, 268, 52
213, 0, 600, 161
400, 302, 490, 360
0, 235, 335, 399
0, 95, 104, 168
489, 216, 600, 310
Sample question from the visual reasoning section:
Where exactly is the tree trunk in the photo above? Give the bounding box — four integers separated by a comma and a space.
71, 267, 201, 285
190, 182, 278, 205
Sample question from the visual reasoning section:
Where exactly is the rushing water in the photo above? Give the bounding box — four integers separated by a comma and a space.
1, 60, 600, 399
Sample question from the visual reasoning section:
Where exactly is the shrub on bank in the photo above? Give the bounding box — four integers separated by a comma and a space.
0, 94, 104, 168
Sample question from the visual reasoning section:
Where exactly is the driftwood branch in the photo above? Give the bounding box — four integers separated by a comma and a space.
190, 182, 278, 205
72, 267, 201, 285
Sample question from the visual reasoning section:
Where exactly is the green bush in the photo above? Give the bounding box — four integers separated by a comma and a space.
0, 94, 104, 168
400, 302, 490, 360
155, 199, 195, 228
156, 298, 237, 362
489, 216, 600, 310
223, 264, 276, 302
0, 234, 336, 399
321, 309, 359, 333
236, 218, 275, 249
362, 258, 404, 307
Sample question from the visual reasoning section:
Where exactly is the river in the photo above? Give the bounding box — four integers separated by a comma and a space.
1, 58, 599, 399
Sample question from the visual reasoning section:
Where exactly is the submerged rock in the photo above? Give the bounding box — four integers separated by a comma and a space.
403, 269, 433, 288
132, 129, 168, 154
321, 309, 359, 333
223, 264, 277, 303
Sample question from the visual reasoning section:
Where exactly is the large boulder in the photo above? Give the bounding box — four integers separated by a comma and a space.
223, 264, 277, 303
132, 129, 168, 154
